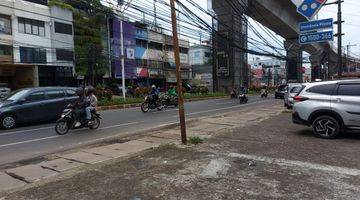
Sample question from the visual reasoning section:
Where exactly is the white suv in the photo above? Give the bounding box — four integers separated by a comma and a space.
292, 80, 360, 139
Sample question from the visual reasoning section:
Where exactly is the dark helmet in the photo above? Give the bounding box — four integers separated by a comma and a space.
85, 86, 95, 95
75, 87, 84, 97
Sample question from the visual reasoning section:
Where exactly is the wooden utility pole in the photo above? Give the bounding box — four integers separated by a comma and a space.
170, 0, 187, 145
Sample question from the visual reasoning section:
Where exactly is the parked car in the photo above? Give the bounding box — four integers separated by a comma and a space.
292, 80, 360, 139
284, 83, 303, 109
0, 87, 78, 129
275, 85, 287, 99
0, 83, 11, 100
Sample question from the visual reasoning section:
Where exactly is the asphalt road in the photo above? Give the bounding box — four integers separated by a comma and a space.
0, 96, 276, 166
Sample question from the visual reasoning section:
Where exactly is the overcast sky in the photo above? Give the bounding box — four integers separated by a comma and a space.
194, 0, 360, 58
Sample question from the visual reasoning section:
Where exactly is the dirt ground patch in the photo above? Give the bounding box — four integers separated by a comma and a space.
4, 113, 360, 200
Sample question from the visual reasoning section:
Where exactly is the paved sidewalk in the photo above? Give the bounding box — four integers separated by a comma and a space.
5, 103, 346, 199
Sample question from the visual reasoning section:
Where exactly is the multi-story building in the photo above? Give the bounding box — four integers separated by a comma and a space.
189, 44, 213, 91
249, 57, 286, 86
0, 0, 74, 90
109, 17, 190, 89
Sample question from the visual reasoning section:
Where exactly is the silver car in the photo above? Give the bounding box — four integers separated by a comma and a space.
292, 79, 360, 139
284, 83, 302, 109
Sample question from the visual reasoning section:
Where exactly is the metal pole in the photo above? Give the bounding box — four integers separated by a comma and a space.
337, 0, 342, 79
107, 16, 112, 78
120, 19, 126, 99
154, 0, 157, 26
170, 0, 187, 145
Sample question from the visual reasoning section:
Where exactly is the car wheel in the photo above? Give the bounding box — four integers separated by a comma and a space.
312, 115, 340, 139
1, 114, 17, 129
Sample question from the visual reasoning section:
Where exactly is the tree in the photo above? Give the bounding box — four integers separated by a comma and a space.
50, 0, 112, 85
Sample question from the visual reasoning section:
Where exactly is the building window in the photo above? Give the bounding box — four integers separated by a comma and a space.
0, 45, 12, 63
136, 39, 147, 48
56, 49, 74, 61
24, 0, 48, 5
179, 47, 188, 54
149, 42, 162, 51
54, 22, 72, 35
18, 17, 45, 36
20, 47, 46, 63
0, 14, 11, 35
0, 45, 12, 56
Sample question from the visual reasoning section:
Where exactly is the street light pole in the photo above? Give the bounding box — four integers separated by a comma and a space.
120, 19, 126, 99
170, 0, 187, 145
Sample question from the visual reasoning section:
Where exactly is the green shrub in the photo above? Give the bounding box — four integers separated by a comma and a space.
188, 136, 204, 145
134, 87, 150, 98
95, 85, 113, 101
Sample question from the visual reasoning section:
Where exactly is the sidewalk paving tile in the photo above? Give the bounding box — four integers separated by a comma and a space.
40, 158, 84, 172
5, 165, 58, 183
82, 147, 129, 158
103, 140, 161, 155
137, 136, 177, 145
58, 151, 112, 164
0, 172, 27, 192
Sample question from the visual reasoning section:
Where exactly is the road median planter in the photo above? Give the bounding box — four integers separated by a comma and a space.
97, 95, 227, 111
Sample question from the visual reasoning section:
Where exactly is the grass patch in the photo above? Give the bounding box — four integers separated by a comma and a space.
98, 96, 143, 107
188, 136, 204, 145
98, 93, 227, 107
183, 92, 227, 99
282, 109, 292, 113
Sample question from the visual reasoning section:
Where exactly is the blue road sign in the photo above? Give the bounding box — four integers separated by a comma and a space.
299, 18, 333, 32
299, 31, 333, 44
297, 0, 327, 19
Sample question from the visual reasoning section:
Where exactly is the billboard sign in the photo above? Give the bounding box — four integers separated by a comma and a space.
297, 0, 327, 20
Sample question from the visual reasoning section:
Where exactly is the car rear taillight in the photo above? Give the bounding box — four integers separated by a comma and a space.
294, 96, 309, 102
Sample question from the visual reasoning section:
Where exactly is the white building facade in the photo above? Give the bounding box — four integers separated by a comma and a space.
0, 0, 74, 89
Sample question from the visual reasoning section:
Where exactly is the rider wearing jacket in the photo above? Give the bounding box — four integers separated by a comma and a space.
73, 87, 87, 127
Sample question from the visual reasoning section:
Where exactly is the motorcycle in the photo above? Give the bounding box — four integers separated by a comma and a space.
55, 104, 101, 135
141, 94, 164, 113
239, 93, 248, 104
162, 94, 178, 108
261, 90, 268, 98
230, 90, 237, 99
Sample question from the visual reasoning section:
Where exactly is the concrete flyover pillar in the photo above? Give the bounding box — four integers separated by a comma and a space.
284, 40, 303, 83
212, 0, 248, 93
33, 65, 39, 87
309, 54, 323, 81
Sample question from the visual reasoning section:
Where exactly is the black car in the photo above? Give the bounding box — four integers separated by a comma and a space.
0, 87, 78, 129
275, 85, 287, 99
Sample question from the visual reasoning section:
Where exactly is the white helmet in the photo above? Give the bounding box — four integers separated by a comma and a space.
152, 85, 156, 88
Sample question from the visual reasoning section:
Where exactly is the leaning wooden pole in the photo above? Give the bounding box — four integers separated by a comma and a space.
170, 0, 187, 145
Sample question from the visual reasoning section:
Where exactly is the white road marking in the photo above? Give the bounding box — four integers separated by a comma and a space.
0, 122, 139, 148
0, 135, 60, 148
228, 153, 360, 176
0, 126, 53, 136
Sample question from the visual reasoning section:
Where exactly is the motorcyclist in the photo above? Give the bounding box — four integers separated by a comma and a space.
167, 85, 177, 97
85, 86, 98, 125
73, 87, 87, 127
150, 85, 159, 105
230, 87, 237, 99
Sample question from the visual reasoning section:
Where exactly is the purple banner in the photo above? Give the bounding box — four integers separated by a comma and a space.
111, 18, 137, 79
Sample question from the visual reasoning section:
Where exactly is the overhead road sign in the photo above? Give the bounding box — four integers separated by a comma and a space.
297, 0, 327, 20
299, 18, 333, 32
299, 31, 333, 44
